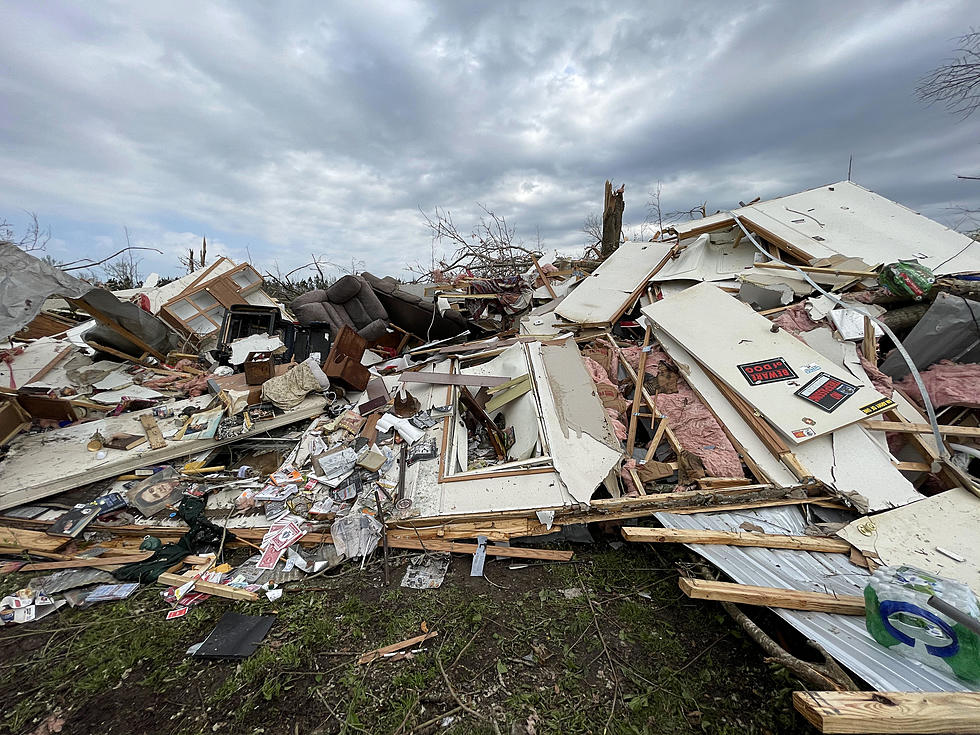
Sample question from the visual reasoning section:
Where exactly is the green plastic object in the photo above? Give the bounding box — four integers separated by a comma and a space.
865, 565, 980, 682
139, 536, 163, 551
878, 261, 935, 300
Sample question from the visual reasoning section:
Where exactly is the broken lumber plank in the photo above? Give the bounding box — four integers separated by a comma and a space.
531, 255, 557, 299
139, 414, 167, 449
590, 483, 815, 513
626, 325, 652, 457
17, 552, 155, 571
484, 379, 532, 413
862, 420, 980, 439
157, 572, 259, 601
793, 691, 980, 734
358, 630, 438, 665
622, 527, 851, 553
0, 526, 68, 553
485, 373, 530, 394
399, 372, 510, 387
894, 461, 932, 472
387, 538, 572, 561
678, 578, 865, 615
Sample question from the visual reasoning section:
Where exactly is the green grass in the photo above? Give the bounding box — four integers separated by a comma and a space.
0, 543, 807, 734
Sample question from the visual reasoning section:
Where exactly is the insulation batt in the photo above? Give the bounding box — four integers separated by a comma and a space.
617, 345, 745, 479
896, 360, 980, 409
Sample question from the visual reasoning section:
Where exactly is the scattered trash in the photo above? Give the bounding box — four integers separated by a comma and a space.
401, 553, 451, 589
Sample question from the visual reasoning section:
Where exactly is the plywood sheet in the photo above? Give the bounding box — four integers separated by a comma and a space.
668, 181, 980, 275
654, 329, 799, 487
738, 181, 980, 274
642, 283, 891, 444
838, 487, 980, 593
653, 233, 757, 282
555, 241, 673, 324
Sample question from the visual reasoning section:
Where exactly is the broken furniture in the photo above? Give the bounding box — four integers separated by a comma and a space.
361, 272, 469, 341
214, 304, 293, 365
323, 326, 370, 391
159, 261, 272, 337
291, 275, 388, 342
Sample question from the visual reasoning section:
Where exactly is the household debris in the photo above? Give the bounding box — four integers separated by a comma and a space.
2, 179, 980, 732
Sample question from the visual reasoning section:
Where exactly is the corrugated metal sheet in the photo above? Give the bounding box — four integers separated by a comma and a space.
654, 506, 979, 692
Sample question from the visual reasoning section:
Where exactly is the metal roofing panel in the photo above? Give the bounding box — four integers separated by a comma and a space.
654, 506, 978, 692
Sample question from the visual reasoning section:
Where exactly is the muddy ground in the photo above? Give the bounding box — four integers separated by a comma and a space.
0, 541, 815, 735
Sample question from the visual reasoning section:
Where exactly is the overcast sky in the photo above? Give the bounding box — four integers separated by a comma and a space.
1, 1, 978, 282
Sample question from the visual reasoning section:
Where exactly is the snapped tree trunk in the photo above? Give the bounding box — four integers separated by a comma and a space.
600, 180, 625, 259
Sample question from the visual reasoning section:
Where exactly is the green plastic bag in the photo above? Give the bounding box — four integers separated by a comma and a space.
878, 261, 935, 300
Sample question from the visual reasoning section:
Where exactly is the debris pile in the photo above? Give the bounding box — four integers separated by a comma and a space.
2, 179, 980, 731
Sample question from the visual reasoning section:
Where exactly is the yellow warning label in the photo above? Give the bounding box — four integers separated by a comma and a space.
859, 397, 895, 416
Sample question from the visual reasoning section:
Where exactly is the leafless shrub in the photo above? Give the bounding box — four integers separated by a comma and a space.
408, 204, 543, 282
0, 211, 50, 252
918, 30, 980, 118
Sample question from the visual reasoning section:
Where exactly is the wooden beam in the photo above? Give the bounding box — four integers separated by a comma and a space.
793, 691, 980, 734
484, 379, 532, 413
157, 572, 259, 601
626, 325, 652, 457
606, 337, 683, 454
679, 578, 865, 615
622, 527, 851, 553
894, 461, 933, 472
863, 420, 980, 439
531, 255, 557, 299
387, 538, 573, 561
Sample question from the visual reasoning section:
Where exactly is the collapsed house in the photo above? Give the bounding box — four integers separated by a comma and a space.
1, 179, 980, 733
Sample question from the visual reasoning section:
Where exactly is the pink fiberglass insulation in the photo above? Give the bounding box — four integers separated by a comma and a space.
896, 360, 980, 409
771, 303, 822, 335
619, 345, 745, 478
859, 352, 893, 397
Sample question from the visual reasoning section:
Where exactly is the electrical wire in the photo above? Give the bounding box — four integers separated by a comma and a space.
729, 212, 950, 462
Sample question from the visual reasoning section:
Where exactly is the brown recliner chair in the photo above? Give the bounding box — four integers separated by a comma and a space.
361, 272, 469, 340
290, 275, 388, 342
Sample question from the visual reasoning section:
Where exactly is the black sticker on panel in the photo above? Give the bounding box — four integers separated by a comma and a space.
737, 357, 798, 386
794, 372, 858, 413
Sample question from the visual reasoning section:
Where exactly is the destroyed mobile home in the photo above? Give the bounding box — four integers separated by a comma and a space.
2, 179, 980, 732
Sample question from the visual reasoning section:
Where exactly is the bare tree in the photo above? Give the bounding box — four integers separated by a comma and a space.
582, 212, 602, 257
179, 236, 208, 274
917, 30, 980, 118
0, 211, 50, 252
100, 227, 143, 289
646, 181, 707, 236
409, 203, 543, 281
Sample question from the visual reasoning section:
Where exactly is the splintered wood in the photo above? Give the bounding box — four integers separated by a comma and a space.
679, 578, 865, 615
358, 631, 439, 665
793, 691, 980, 734
621, 527, 851, 554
